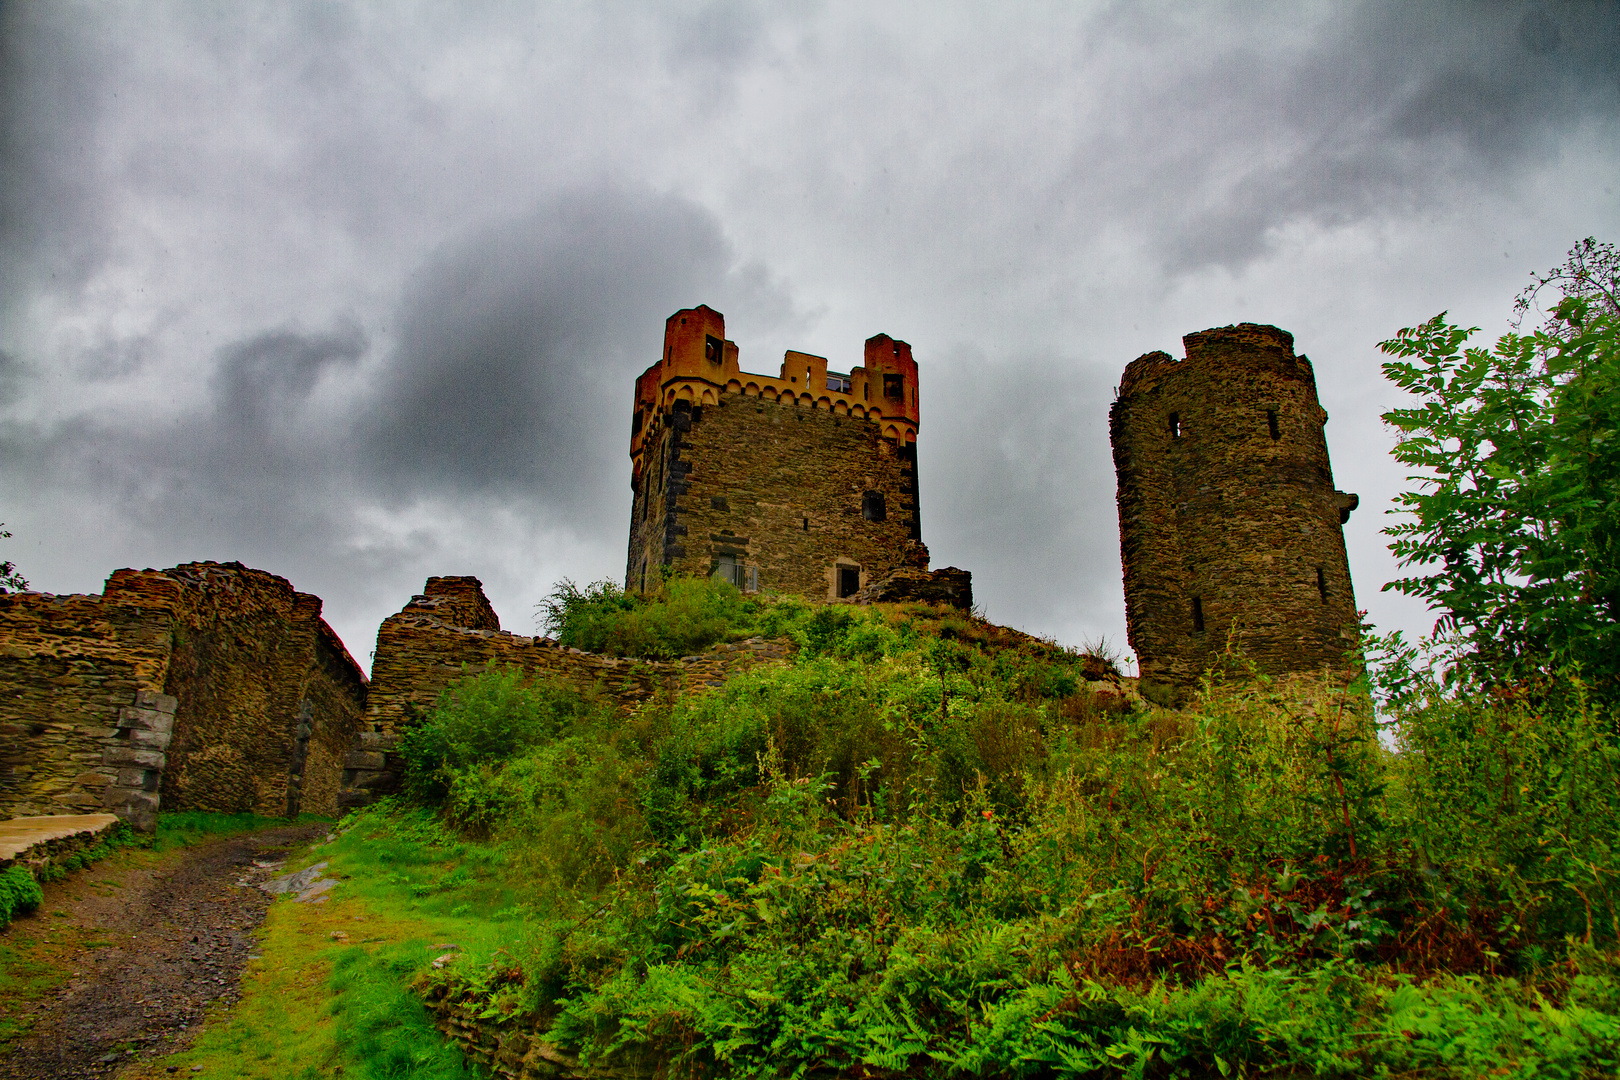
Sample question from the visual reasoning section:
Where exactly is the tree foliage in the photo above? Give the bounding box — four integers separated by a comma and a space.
0, 523, 27, 594
1378, 239, 1620, 693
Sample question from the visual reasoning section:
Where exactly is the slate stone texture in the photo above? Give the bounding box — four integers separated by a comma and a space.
0, 562, 366, 828
1110, 324, 1361, 701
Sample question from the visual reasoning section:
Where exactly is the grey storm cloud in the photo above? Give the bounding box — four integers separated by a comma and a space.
361, 188, 736, 507
4, 185, 749, 530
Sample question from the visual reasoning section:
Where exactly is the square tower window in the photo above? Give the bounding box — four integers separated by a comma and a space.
862, 491, 886, 522
883, 374, 904, 400
713, 554, 745, 589
838, 565, 860, 598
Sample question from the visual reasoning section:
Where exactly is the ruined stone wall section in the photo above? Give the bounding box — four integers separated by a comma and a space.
0, 562, 367, 827
341, 577, 793, 808
152, 563, 367, 818
629, 393, 922, 599
0, 593, 174, 823
1111, 324, 1360, 697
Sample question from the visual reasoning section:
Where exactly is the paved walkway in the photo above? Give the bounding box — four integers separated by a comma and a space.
0, 813, 120, 865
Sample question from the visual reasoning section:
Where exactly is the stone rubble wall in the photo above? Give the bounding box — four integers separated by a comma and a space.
856, 565, 974, 610
423, 988, 653, 1079
0, 814, 124, 876
341, 576, 792, 809
0, 591, 175, 823
0, 562, 367, 828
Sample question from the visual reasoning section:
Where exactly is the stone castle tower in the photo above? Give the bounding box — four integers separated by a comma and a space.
628, 304, 954, 602
1110, 324, 1360, 698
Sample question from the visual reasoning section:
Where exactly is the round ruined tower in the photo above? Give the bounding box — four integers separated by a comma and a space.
1109, 324, 1360, 699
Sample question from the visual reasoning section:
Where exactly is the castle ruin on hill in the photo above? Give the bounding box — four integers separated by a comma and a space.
626, 305, 971, 609
0, 312, 1368, 832
1111, 323, 1361, 701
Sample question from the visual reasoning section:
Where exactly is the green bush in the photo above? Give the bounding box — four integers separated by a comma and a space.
0, 865, 43, 929
399, 667, 602, 804
538, 577, 765, 659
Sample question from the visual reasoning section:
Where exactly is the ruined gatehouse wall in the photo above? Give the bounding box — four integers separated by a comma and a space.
1110, 324, 1360, 699
0, 563, 367, 828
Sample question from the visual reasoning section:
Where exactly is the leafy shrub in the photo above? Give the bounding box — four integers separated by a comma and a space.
538, 577, 762, 659
0, 865, 43, 928
400, 667, 602, 804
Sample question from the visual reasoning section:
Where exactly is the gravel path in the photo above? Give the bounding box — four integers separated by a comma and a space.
0, 823, 327, 1080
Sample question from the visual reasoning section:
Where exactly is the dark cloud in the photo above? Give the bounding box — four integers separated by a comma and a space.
361, 187, 736, 514
0, 2, 118, 306
1130, 0, 1620, 269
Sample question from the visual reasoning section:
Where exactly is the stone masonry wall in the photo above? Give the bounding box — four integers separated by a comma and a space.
0, 591, 175, 826
341, 577, 792, 808
1110, 324, 1360, 699
629, 393, 924, 600
148, 563, 367, 818
0, 562, 367, 828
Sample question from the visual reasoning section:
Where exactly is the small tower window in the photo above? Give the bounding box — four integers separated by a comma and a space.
1191, 596, 1205, 632
705, 335, 723, 364
838, 565, 860, 598
1316, 567, 1328, 602
862, 491, 886, 522
1168, 412, 1181, 439
883, 374, 904, 400
803, 517, 809, 531
1267, 409, 1280, 440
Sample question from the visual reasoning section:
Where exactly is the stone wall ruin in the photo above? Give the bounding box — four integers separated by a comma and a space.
0, 562, 367, 828
1110, 324, 1361, 700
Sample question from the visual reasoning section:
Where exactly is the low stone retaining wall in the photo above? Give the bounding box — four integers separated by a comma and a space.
422, 987, 653, 1079
0, 813, 123, 875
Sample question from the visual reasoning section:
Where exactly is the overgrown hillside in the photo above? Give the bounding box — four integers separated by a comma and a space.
345, 578, 1620, 1078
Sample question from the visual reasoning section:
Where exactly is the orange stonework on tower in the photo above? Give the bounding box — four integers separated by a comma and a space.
625, 305, 966, 605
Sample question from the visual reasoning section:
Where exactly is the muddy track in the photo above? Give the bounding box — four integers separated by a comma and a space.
0, 823, 327, 1080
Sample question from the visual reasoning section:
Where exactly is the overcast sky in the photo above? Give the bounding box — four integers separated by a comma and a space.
3, 1, 1617, 672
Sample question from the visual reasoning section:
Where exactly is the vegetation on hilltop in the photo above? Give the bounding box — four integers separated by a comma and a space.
357, 240, 1620, 1078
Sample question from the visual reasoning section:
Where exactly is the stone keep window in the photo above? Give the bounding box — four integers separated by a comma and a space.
713, 554, 759, 593
862, 491, 886, 522
837, 564, 861, 599
883, 374, 904, 400
1191, 596, 1205, 632
1267, 409, 1281, 440
1168, 412, 1182, 439
705, 335, 724, 364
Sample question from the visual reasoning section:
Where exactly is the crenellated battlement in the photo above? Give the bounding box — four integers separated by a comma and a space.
630, 306, 920, 470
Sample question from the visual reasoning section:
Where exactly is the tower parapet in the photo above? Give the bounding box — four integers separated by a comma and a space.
628, 305, 953, 604
1110, 323, 1360, 700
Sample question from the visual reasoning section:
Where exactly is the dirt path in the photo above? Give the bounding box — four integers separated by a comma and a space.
0, 823, 327, 1080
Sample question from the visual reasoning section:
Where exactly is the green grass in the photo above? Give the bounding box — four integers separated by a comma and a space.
131, 807, 502, 1079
